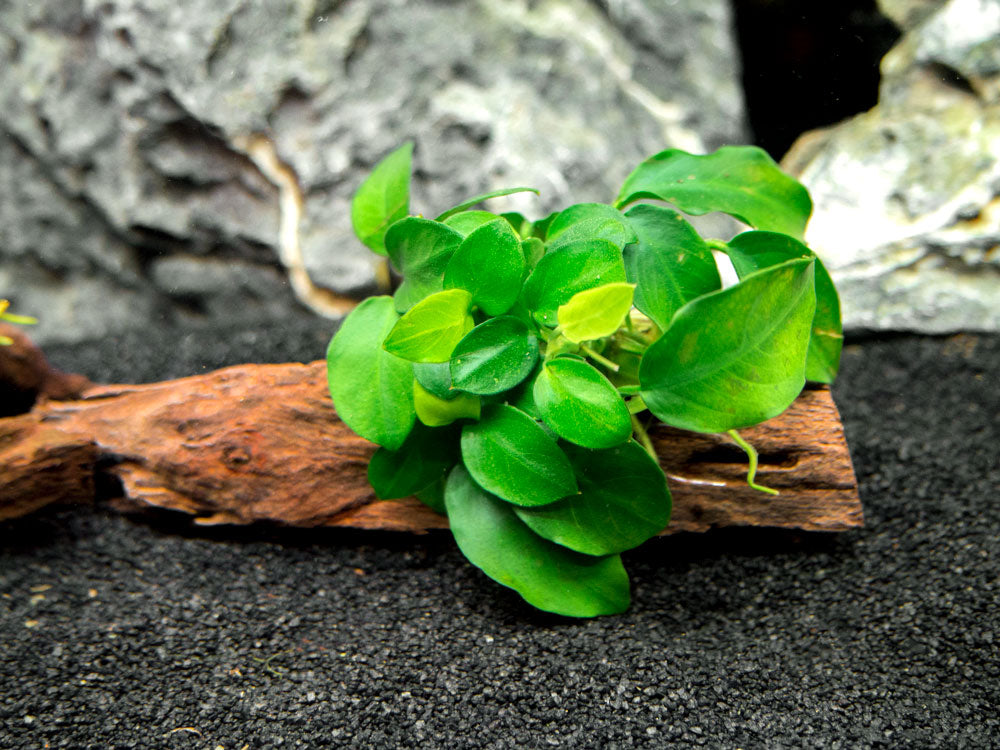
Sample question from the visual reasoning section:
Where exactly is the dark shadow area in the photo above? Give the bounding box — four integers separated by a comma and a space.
733, 0, 900, 159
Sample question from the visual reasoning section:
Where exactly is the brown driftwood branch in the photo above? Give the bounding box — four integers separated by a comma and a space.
0, 323, 862, 533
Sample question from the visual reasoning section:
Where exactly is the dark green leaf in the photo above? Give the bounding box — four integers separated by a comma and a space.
413, 361, 457, 400
442, 211, 500, 237
444, 219, 525, 316
500, 211, 529, 235
546, 203, 638, 251
615, 146, 813, 240
521, 239, 627, 327
414, 379, 481, 426
623, 204, 721, 330
515, 440, 671, 555
326, 296, 415, 450
725, 231, 842, 383
435, 187, 540, 222
415, 476, 447, 514
460, 404, 578, 506
383, 288, 474, 363
367, 423, 459, 499
351, 142, 413, 254
385, 218, 464, 311
450, 316, 539, 395
533, 358, 632, 448
639, 258, 816, 433
444, 465, 630, 617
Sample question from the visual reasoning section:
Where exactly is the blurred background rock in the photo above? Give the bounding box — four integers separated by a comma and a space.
0, 0, 994, 345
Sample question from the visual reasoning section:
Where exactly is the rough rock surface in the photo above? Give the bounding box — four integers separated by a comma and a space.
0, 0, 746, 344
783, 0, 1000, 332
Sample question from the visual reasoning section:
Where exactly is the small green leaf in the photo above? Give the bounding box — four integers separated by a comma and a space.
557, 282, 635, 344
444, 465, 630, 617
444, 219, 526, 316
436, 187, 540, 222
615, 146, 813, 240
522, 239, 626, 327
383, 288, 474, 363
725, 231, 842, 383
367, 423, 459, 499
500, 211, 529, 235
385, 218, 464, 311
326, 296, 415, 450
442, 210, 500, 236
545, 203, 638, 251
450, 316, 539, 395
460, 404, 577, 507
521, 237, 545, 270
413, 361, 457, 400
414, 379, 481, 426
514, 440, 671, 555
639, 258, 817, 433
623, 204, 721, 330
533, 358, 632, 449
351, 142, 413, 254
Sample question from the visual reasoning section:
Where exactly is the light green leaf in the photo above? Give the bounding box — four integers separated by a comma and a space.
623, 204, 721, 330
367, 423, 459, 499
442, 211, 500, 237
414, 379, 481, 426
514, 440, 671, 555
639, 258, 816, 433
351, 142, 413, 254
444, 465, 630, 617
615, 146, 812, 240
444, 218, 525, 316
725, 231, 842, 383
522, 239, 626, 327
383, 288, 474, 363
557, 282, 635, 343
326, 296, 415, 450
545, 203, 638, 251
435, 187, 540, 222
460, 404, 577, 507
385, 217, 464, 311
533, 358, 632, 449
450, 316, 539, 395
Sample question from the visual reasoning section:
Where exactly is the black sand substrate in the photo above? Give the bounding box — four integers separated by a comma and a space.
2, 323, 998, 749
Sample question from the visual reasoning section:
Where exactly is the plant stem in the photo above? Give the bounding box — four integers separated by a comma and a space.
581, 344, 620, 372
726, 429, 779, 495
631, 414, 656, 460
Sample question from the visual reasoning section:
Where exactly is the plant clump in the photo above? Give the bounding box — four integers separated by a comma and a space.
327, 142, 842, 617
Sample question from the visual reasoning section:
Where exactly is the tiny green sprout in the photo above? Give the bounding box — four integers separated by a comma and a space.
328, 142, 842, 617
0, 299, 38, 345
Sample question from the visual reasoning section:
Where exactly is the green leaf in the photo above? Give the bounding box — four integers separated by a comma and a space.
413, 361, 457, 400
351, 142, 413, 254
436, 187, 540, 222
460, 404, 578, 507
383, 288, 474, 363
385, 218, 464, 311
545, 203, 638, 251
367, 423, 459, 499
326, 296, 415, 450
615, 146, 813, 240
725, 231, 842, 383
444, 219, 526, 316
623, 204, 721, 330
639, 258, 816, 433
521, 237, 545, 270
557, 282, 635, 344
514, 440, 671, 555
533, 358, 632, 449
500, 211, 529, 235
414, 379, 481, 426
415, 476, 447, 514
442, 210, 500, 237
522, 239, 627, 327
444, 465, 630, 617
450, 316, 539, 395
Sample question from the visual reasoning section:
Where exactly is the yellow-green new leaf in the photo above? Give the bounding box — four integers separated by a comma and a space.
557, 283, 636, 343
383, 289, 474, 363
414, 379, 481, 427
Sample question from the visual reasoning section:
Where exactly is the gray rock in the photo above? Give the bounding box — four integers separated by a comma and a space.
784, 0, 1000, 332
1, 0, 746, 345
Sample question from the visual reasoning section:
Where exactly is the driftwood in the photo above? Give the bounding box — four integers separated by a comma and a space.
0, 323, 862, 533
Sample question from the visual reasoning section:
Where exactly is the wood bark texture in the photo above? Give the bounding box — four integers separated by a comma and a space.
0, 326, 862, 533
